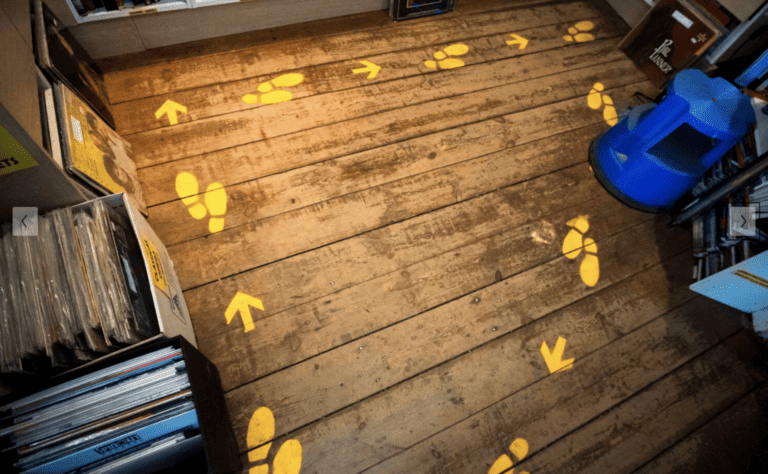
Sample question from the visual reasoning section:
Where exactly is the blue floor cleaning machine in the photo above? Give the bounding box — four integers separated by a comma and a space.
588, 68, 756, 212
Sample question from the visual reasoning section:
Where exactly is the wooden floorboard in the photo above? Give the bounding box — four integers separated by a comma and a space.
164, 66, 649, 290
97, 1, 580, 75
102, 1, 768, 472
187, 122, 623, 350
130, 44, 638, 168
114, 17, 625, 136
360, 292, 739, 474
632, 380, 768, 474
211, 187, 655, 393
104, 1, 598, 104
510, 330, 768, 474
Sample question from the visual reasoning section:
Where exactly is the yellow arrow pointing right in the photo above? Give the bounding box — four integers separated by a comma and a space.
540, 336, 574, 373
352, 60, 382, 79
506, 33, 530, 50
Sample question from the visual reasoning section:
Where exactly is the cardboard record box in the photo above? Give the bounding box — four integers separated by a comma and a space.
74, 193, 197, 348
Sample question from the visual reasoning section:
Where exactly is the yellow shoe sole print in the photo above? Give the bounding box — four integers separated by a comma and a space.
175, 172, 227, 234
424, 44, 470, 70
587, 82, 618, 127
247, 406, 303, 474
563, 21, 595, 42
489, 438, 530, 474
562, 215, 600, 287
243, 73, 304, 105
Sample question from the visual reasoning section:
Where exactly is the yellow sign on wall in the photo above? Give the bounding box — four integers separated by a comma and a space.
0, 124, 38, 175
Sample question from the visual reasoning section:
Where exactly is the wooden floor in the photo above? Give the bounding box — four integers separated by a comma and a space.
101, 1, 768, 472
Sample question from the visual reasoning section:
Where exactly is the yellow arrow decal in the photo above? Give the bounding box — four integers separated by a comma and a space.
155, 99, 188, 125
506, 33, 529, 50
540, 336, 574, 373
352, 60, 382, 79
225, 291, 264, 333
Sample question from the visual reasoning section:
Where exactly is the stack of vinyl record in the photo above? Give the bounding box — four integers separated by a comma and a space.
0, 346, 203, 474
69, 1, 161, 15
33, 1, 148, 216
0, 200, 158, 374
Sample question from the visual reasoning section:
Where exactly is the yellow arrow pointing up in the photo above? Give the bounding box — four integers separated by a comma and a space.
155, 99, 188, 125
352, 60, 382, 79
540, 336, 574, 373
225, 291, 264, 333
506, 33, 529, 50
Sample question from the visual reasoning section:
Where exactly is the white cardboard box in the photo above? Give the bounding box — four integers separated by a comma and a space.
73, 193, 197, 349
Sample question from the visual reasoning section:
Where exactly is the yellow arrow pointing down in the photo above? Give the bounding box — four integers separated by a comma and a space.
155, 99, 188, 125
352, 60, 382, 79
506, 33, 529, 50
225, 291, 264, 333
540, 336, 574, 373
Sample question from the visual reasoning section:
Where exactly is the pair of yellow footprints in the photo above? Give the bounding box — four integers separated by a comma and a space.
175, 172, 227, 233
588, 82, 618, 126
562, 216, 599, 287
563, 20, 596, 43
243, 73, 305, 105
247, 407, 302, 474
424, 20, 597, 70
489, 438, 530, 474
424, 43, 470, 70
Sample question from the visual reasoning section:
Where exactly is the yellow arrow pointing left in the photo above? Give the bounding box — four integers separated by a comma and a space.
352, 60, 382, 79
225, 291, 264, 333
155, 99, 188, 125
506, 33, 529, 50
540, 336, 574, 373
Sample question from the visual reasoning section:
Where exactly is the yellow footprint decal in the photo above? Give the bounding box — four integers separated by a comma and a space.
563, 21, 595, 42
424, 44, 470, 70
587, 83, 618, 126
489, 438, 530, 474
175, 172, 227, 234
243, 73, 304, 105
247, 406, 302, 474
562, 216, 599, 287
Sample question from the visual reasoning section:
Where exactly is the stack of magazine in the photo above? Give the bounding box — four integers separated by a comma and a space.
0, 347, 203, 474
0, 200, 158, 374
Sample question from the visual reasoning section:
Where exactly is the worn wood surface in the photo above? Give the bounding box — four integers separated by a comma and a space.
186, 117, 634, 347
130, 45, 638, 168
114, 18, 625, 136
165, 67, 649, 290
360, 251, 702, 474
103, 0, 768, 472
511, 330, 767, 474
633, 382, 768, 474
138, 80, 648, 209
97, 0, 566, 74
213, 188, 654, 392
225, 215, 690, 452
361, 298, 750, 474
104, 1, 598, 104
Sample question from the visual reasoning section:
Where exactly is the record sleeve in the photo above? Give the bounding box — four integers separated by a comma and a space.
32, 0, 115, 130
54, 82, 147, 215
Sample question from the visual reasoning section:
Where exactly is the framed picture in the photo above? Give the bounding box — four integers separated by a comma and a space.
390, 0, 457, 21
